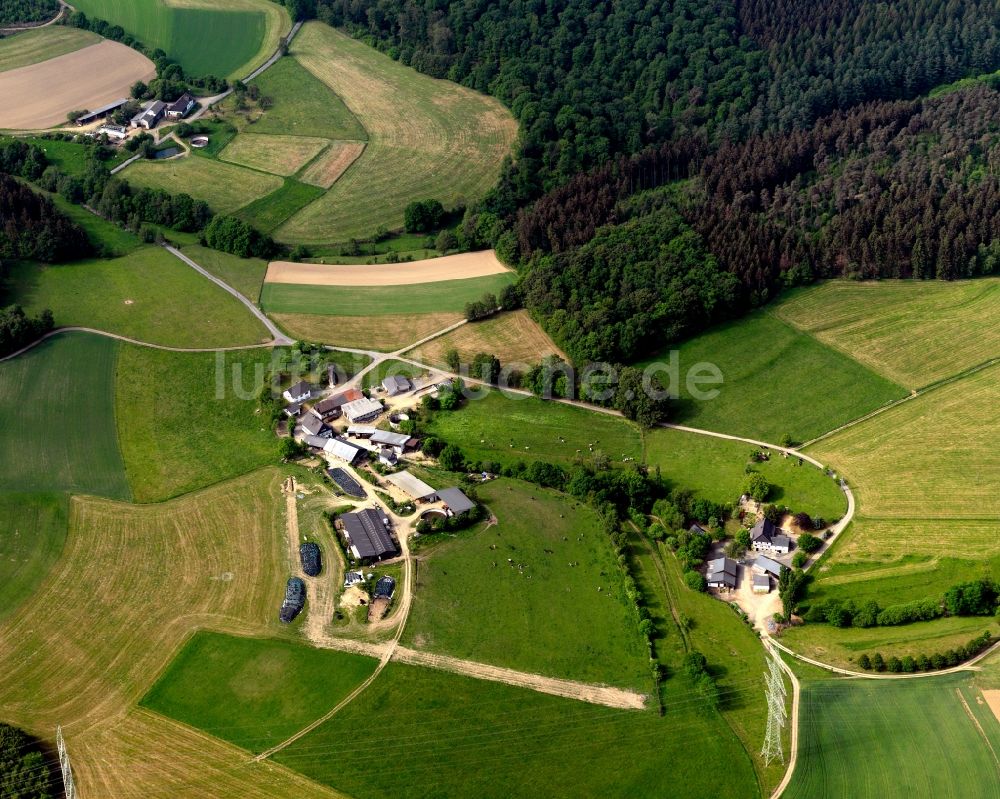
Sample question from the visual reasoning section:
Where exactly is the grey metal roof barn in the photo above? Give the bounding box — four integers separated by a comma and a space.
382, 375, 412, 396
706, 556, 738, 589
752, 555, 784, 578
385, 470, 436, 501
438, 487, 475, 515
341, 508, 397, 560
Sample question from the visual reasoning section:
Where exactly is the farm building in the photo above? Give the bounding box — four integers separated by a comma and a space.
299, 414, 330, 438
379, 447, 398, 466
97, 124, 128, 141
340, 508, 397, 562
130, 100, 166, 130
279, 577, 305, 623
327, 467, 365, 498
283, 401, 303, 417
300, 542, 321, 576
752, 555, 784, 579
385, 470, 437, 502
750, 518, 791, 554
284, 381, 314, 403
371, 429, 418, 452
343, 397, 383, 423
344, 570, 365, 587
706, 557, 738, 590
374, 576, 396, 599
382, 375, 412, 396
76, 98, 129, 126
311, 388, 362, 420
303, 434, 329, 449
347, 425, 377, 438
689, 523, 708, 535
439, 487, 475, 516
752, 573, 771, 594
324, 438, 363, 464
165, 92, 195, 119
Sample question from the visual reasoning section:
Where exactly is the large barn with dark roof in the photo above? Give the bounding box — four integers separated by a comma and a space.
340, 508, 398, 562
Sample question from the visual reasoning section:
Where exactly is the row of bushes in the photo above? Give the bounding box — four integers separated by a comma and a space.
857, 631, 994, 673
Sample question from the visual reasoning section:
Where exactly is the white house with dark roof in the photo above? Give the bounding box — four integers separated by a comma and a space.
284, 381, 314, 404
165, 92, 195, 119
750, 518, 791, 554
299, 414, 330, 438
706, 557, 738, 590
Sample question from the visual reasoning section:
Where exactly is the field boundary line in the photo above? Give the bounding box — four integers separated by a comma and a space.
956, 687, 1000, 771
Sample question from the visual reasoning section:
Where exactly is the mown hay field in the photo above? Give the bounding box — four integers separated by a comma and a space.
785, 673, 1000, 798
636, 311, 906, 444
0, 333, 129, 498
0, 468, 341, 798
125, 154, 283, 214
271, 311, 463, 351
0, 26, 99, 73
221, 133, 330, 177
276, 23, 518, 243
69, 0, 289, 78
403, 478, 650, 688
775, 278, 1000, 389
405, 311, 564, 368
300, 141, 366, 188
2, 247, 271, 347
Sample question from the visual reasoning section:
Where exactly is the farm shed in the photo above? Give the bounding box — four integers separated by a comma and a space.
284, 381, 314, 403
311, 388, 362, 420
76, 98, 129, 126
343, 397, 383, 423
341, 508, 397, 561
299, 414, 329, 438
303, 434, 329, 449
327, 467, 365, 498
324, 438, 363, 464
300, 542, 322, 576
279, 576, 306, 623
130, 100, 166, 130
752, 555, 783, 579
382, 375, 411, 396
374, 576, 396, 599
98, 125, 128, 141
752, 573, 771, 593
689, 523, 707, 535
706, 556, 738, 590
370, 429, 416, 451
438, 487, 475, 516
347, 425, 377, 438
750, 518, 791, 554
379, 447, 398, 466
385, 470, 437, 502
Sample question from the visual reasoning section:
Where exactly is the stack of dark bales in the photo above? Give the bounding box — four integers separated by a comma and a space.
374, 576, 396, 600
279, 577, 305, 623
300, 542, 321, 576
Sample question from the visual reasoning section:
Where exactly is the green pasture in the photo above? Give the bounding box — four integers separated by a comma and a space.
46, 191, 141, 257
1, 247, 270, 347
141, 631, 378, 753
0, 26, 99, 73
0, 493, 69, 623
637, 311, 906, 443
404, 478, 650, 689
115, 345, 280, 502
180, 244, 268, 303
260, 273, 514, 316
0, 332, 129, 498
237, 179, 324, 233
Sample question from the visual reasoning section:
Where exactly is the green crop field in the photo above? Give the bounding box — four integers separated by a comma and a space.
785, 673, 1000, 798
404, 479, 650, 689
638, 312, 907, 443
0, 26, 99, 73
644, 428, 848, 520
237, 179, 324, 233
775, 278, 1000, 390
115, 345, 280, 502
0, 493, 68, 623
142, 631, 378, 753
272, 661, 761, 799
68, 0, 288, 78
0, 333, 129, 498
245, 55, 367, 141
275, 23, 517, 243
2, 247, 271, 347
425, 391, 644, 469
179, 244, 268, 303
260, 273, 514, 316
124, 154, 283, 214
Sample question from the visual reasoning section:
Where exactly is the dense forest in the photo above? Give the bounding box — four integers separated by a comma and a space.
0, 0, 59, 25
0, 175, 89, 263
0, 722, 55, 798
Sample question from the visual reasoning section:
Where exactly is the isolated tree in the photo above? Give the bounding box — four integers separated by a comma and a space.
438, 444, 465, 472
744, 472, 771, 502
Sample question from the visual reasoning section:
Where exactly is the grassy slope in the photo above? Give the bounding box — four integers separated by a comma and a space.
237, 178, 325, 233
775, 278, 1000, 390
141, 631, 378, 753
637, 311, 906, 443
0, 26, 100, 73
271, 311, 463, 352
68, 0, 288, 79
2, 247, 270, 347
278, 22, 517, 243
644, 428, 847, 520
274, 661, 761, 799
0, 332, 129, 498
0, 493, 68, 623
220, 133, 329, 177
260, 273, 515, 316
785, 673, 1000, 798
179, 244, 268, 303
404, 479, 650, 689
115, 345, 279, 502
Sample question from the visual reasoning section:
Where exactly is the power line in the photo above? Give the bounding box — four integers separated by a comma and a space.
57, 725, 77, 799
760, 650, 787, 767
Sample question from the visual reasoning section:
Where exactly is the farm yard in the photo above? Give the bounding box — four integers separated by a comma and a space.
775, 278, 1000, 390
1, 247, 272, 347
68, 0, 289, 79
0, 26, 99, 72
0, 39, 155, 129
403, 479, 650, 689
784, 669, 1000, 798
274, 22, 517, 243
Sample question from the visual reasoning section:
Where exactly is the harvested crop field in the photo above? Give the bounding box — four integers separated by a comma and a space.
406, 311, 564, 367
266, 250, 510, 286
0, 40, 155, 129
221, 133, 330, 177
0, 26, 100, 73
300, 140, 366, 188
271, 311, 462, 351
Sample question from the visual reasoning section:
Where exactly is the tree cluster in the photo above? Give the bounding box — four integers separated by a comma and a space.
0, 0, 58, 25
202, 215, 275, 258
0, 305, 54, 359
858, 631, 994, 673
403, 199, 445, 233
0, 722, 54, 799
0, 175, 90, 263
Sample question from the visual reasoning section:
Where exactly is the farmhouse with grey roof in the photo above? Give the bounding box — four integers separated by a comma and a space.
750, 518, 791, 554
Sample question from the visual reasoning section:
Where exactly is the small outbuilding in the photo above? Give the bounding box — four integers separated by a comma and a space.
752, 573, 771, 594
438, 487, 475, 516
382, 375, 412, 396
379, 447, 398, 466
